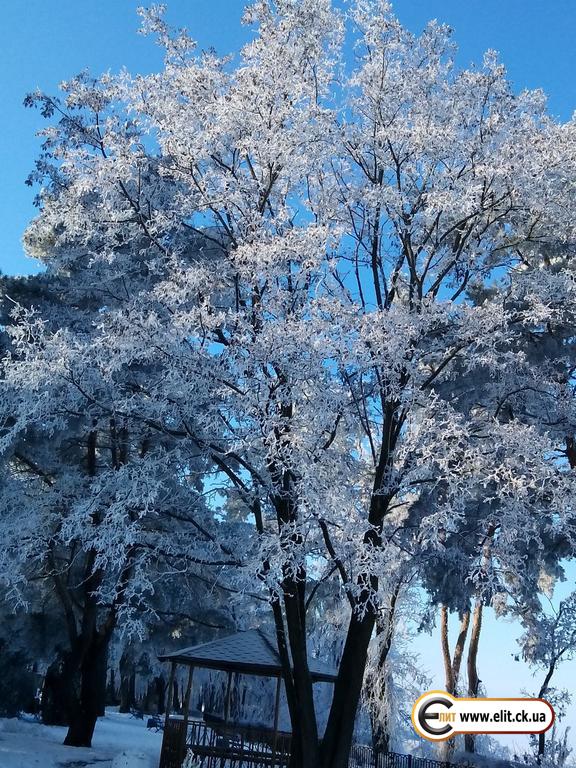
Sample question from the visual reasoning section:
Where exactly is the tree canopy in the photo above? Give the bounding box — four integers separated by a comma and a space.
2, 2, 576, 765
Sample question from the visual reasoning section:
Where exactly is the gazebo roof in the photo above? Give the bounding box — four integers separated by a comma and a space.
158, 628, 338, 683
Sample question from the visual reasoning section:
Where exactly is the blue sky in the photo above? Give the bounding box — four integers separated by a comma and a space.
2, 0, 576, 277
411, 573, 576, 757
2, 0, 576, 753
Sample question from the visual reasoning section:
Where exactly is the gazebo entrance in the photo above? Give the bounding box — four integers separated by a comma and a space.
157, 628, 337, 768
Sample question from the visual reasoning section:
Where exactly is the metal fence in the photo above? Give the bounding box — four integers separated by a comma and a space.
349, 744, 471, 768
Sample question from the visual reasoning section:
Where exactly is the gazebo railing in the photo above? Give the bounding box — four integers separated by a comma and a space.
159, 717, 292, 768
188, 720, 292, 767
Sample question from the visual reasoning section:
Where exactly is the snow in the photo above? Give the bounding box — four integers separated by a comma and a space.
0, 709, 162, 768
0, 708, 531, 768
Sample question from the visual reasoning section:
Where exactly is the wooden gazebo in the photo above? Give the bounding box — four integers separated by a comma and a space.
157, 628, 337, 768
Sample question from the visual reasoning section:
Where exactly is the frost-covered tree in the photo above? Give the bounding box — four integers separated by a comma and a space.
0, 258, 234, 745
517, 591, 576, 762
362, 565, 429, 757
3, 1, 576, 765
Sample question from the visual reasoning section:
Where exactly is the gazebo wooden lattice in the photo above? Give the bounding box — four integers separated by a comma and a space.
157, 628, 337, 768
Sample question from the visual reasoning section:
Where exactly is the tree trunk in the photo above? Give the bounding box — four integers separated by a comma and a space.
106, 668, 118, 707
372, 718, 391, 757
465, 601, 483, 754
52, 427, 130, 747
440, 605, 470, 697
284, 581, 320, 768
271, 399, 400, 768
321, 427, 399, 768
321, 610, 376, 768
143, 683, 153, 714
266, 452, 321, 768
537, 732, 546, 763
41, 650, 76, 726
536, 660, 556, 763
63, 631, 111, 747
439, 605, 470, 762
270, 586, 320, 768
119, 648, 136, 713
368, 583, 401, 759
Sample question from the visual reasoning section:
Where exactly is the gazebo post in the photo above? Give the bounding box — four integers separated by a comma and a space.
224, 670, 232, 724
164, 661, 176, 729
180, 665, 195, 760
159, 661, 179, 768
272, 675, 282, 757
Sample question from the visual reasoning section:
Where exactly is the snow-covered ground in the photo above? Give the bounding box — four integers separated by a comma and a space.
0, 709, 162, 768
0, 710, 540, 768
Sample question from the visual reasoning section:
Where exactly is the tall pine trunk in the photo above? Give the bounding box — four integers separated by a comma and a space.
464, 601, 483, 754
439, 605, 470, 762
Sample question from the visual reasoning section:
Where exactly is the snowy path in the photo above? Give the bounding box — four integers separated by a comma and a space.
0, 709, 162, 768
